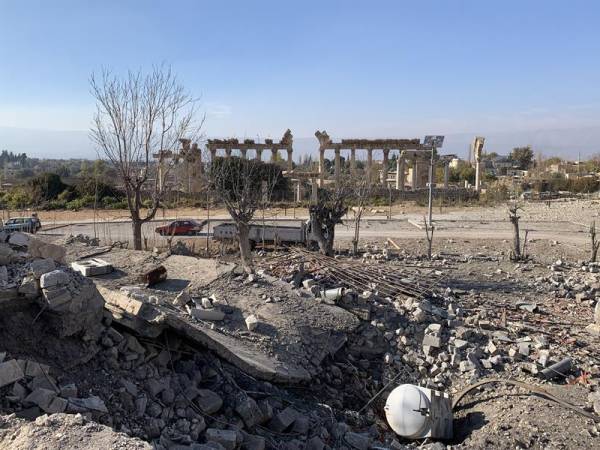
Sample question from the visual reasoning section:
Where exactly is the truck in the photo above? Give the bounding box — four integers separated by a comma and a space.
212, 220, 323, 249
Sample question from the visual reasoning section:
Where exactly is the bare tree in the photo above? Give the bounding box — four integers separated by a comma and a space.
90, 65, 202, 250
208, 156, 283, 273
508, 203, 523, 261
590, 221, 600, 262
349, 178, 372, 254
309, 183, 350, 256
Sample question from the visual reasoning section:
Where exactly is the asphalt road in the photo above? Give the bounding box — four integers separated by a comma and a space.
38, 215, 589, 247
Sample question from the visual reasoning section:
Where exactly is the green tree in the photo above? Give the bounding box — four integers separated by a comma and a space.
510, 146, 534, 170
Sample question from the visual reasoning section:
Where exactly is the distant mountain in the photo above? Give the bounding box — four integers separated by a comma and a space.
2, 125, 599, 161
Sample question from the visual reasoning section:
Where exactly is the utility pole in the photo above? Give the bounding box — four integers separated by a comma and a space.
423, 135, 445, 226
427, 145, 435, 225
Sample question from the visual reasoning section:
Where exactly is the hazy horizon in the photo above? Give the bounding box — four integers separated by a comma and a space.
1, 1, 599, 160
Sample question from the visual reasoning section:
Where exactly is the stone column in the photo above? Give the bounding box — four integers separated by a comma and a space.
225, 148, 232, 158
256, 148, 263, 161
311, 179, 318, 203
334, 148, 341, 186
444, 162, 449, 189
475, 158, 481, 192
209, 148, 216, 162
240, 148, 247, 159
287, 149, 293, 171
396, 157, 405, 191
367, 149, 373, 184
382, 149, 389, 187
271, 149, 277, 162
318, 149, 325, 187
412, 157, 418, 189
350, 147, 357, 175
295, 181, 304, 202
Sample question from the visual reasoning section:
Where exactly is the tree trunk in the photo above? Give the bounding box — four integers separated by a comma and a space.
310, 215, 329, 255
510, 216, 521, 260
132, 219, 143, 250
324, 224, 335, 257
237, 222, 254, 273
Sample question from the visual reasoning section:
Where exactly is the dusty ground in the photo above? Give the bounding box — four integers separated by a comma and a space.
0, 413, 151, 450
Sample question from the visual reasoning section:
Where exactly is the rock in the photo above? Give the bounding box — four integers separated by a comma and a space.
24, 388, 57, 411
190, 308, 225, 321
30, 258, 57, 279
68, 396, 108, 413
235, 395, 263, 428
242, 433, 265, 450
595, 301, 600, 325
126, 334, 146, 354
173, 291, 191, 307
24, 361, 50, 378
305, 436, 325, 450
268, 407, 300, 433
18, 276, 40, 298
245, 314, 259, 332
8, 232, 29, 247
60, 383, 78, 398
42, 286, 72, 310
0, 265, 8, 283
586, 323, 600, 336
195, 389, 223, 414
205, 429, 238, 450
0, 359, 25, 388
46, 396, 68, 413
344, 432, 371, 450
12, 382, 28, 401
39, 270, 70, 289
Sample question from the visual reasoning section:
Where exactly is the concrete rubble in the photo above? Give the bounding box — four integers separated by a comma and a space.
0, 230, 599, 449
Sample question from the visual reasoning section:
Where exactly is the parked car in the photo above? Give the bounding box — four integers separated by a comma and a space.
2, 217, 42, 233
155, 219, 207, 236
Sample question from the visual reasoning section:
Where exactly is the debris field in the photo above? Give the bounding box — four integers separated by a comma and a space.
0, 229, 598, 450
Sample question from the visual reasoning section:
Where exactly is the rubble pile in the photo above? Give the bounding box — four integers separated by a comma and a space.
1, 229, 600, 449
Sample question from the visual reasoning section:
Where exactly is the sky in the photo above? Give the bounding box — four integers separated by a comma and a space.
1, 0, 600, 158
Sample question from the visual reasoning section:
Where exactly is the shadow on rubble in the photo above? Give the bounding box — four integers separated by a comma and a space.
0, 302, 98, 370
451, 411, 488, 444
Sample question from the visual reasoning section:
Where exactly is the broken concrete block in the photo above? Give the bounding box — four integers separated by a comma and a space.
268, 406, 300, 432
42, 286, 72, 310
245, 314, 259, 332
68, 396, 108, 413
195, 389, 223, 414
0, 359, 25, 388
8, 232, 29, 247
39, 270, 69, 289
205, 428, 238, 450
59, 383, 77, 398
31, 258, 56, 279
46, 396, 68, 413
24, 388, 57, 411
344, 432, 371, 450
242, 433, 266, 450
25, 361, 50, 378
11, 382, 27, 401
235, 395, 263, 428
71, 258, 113, 276
173, 290, 191, 307
190, 307, 225, 321
422, 334, 441, 348
19, 275, 40, 298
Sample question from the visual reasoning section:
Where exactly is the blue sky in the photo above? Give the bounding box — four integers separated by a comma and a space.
1, 0, 600, 157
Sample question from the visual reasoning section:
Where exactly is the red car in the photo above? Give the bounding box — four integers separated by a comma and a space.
155, 219, 206, 236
